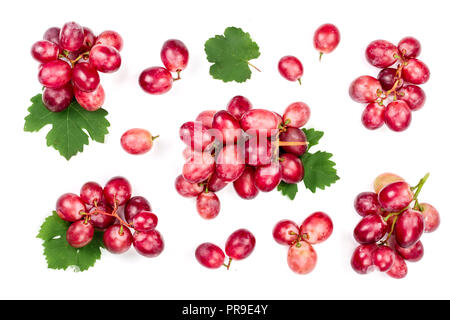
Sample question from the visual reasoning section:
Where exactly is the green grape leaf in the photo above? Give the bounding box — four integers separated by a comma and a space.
204, 27, 260, 83
24, 94, 110, 160
301, 151, 340, 193
302, 128, 324, 151
37, 212, 104, 272
277, 182, 299, 200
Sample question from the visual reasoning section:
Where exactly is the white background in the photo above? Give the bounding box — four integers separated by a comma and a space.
1, 0, 449, 300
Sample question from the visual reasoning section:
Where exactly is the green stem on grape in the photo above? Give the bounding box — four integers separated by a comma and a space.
223, 257, 232, 270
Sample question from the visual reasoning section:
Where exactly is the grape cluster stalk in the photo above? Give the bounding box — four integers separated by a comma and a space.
31, 22, 123, 112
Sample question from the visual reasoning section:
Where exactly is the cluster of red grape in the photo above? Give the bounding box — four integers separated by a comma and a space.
139, 39, 189, 95
277, 23, 340, 84
351, 173, 439, 279
196, 229, 255, 270
56, 177, 164, 258
273, 212, 333, 274
349, 37, 430, 132
174, 95, 311, 219
31, 22, 123, 112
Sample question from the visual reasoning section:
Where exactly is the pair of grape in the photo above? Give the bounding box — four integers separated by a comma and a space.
57, 177, 164, 258
139, 39, 189, 95
273, 212, 333, 274
32, 22, 123, 112
278, 23, 341, 84
175, 95, 311, 220
195, 229, 255, 269
349, 37, 429, 132
351, 173, 440, 279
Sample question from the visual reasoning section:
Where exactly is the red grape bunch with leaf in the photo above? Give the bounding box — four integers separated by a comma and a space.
349, 37, 429, 132
37, 177, 164, 271
351, 173, 439, 279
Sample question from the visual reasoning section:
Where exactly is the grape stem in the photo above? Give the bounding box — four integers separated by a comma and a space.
223, 257, 232, 270
376, 54, 408, 105
173, 70, 182, 81
82, 199, 134, 230
59, 50, 90, 68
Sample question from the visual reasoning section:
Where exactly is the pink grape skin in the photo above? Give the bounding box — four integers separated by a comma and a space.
80, 181, 103, 206
278, 56, 303, 82
182, 147, 194, 160
103, 224, 133, 254
233, 166, 259, 200
280, 153, 304, 184
254, 162, 281, 192
361, 103, 386, 130
38, 60, 72, 88
244, 136, 273, 166
31, 40, 59, 63
160, 39, 189, 72
395, 209, 424, 248
365, 40, 398, 68
287, 241, 317, 275
420, 203, 440, 233
378, 181, 413, 212
121, 128, 154, 155
133, 230, 164, 258
313, 24, 340, 54
212, 110, 242, 144
207, 171, 228, 192
43, 27, 60, 45
182, 152, 215, 183
279, 127, 308, 156
372, 246, 395, 272
132, 211, 158, 232
196, 191, 220, 220
195, 110, 216, 128
179, 121, 214, 152
42, 83, 73, 112
386, 252, 408, 279
59, 22, 84, 52
300, 212, 333, 244
385, 100, 412, 132
56, 193, 86, 222
398, 85, 426, 111
398, 37, 421, 59
351, 244, 376, 274
225, 229, 256, 260
103, 176, 132, 207
72, 62, 100, 92
402, 59, 430, 84
300, 211, 333, 244
139, 66, 173, 94
354, 214, 387, 244
349, 76, 382, 103
66, 220, 94, 248
354, 192, 381, 216
74, 85, 105, 111
273, 220, 299, 245
240, 109, 281, 137
89, 44, 121, 73
373, 173, 404, 194
174, 175, 204, 198
215, 145, 245, 182
283, 102, 311, 128
377, 68, 401, 91
195, 243, 225, 269
226, 96, 252, 119
89, 203, 115, 229
95, 30, 123, 51
395, 240, 424, 262
124, 196, 152, 223
81, 27, 96, 51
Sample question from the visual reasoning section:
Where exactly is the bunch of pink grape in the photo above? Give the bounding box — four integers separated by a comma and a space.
349, 37, 430, 132
139, 39, 189, 95
56, 176, 164, 258
273, 212, 333, 274
351, 173, 439, 279
31, 22, 123, 112
196, 229, 255, 270
174, 95, 311, 219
